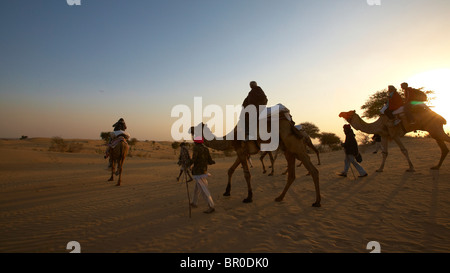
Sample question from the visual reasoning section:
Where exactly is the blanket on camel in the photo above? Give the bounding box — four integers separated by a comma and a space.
108, 136, 128, 149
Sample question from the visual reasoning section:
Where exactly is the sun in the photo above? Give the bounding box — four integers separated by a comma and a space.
405, 68, 450, 133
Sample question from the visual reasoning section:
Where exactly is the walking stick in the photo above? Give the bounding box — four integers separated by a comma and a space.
183, 169, 192, 218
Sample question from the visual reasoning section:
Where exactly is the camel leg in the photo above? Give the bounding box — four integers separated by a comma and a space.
301, 156, 321, 207
116, 160, 123, 186
268, 151, 275, 176
238, 151, 253, 203
277, 120, 321, 206
315, 150, 321, 165
431, 139, 449, 170
376, 137, 389, 172
393, 137, 415, 172
108, 160, 115, 181
224, 157, 241, 196
259, 152, 267, 174
276, 151, 321, 206
275, 151, 295, 202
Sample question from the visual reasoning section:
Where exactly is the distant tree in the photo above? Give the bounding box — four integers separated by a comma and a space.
360, 89, 389, 119
171, 141, 180, 155
20, 135, 28, 140
319, 132, 342, 151
100, 132, 111, 143
299, 122, 320, 139
361, 87, 435, 119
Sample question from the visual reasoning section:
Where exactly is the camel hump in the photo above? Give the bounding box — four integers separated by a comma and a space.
415, 106, 447, 125
259, 103, 292, 121
290, 122, 304, 139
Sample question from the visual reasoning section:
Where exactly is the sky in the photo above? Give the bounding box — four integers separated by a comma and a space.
1, 0, 449, 141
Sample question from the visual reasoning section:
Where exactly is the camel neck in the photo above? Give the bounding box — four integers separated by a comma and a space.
203, 137, 233, 151
350, 114, 385, 135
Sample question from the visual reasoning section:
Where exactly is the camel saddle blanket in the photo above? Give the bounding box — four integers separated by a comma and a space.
259, 103, 292, 122
108, 136, 128, 149
110, 130, 131, 140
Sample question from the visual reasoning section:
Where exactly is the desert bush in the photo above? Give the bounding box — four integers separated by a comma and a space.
67, 143, 84, 153
100, 132, 111, 143
49, 137, 83, 153
319, 132, 342, 151
49, 137, 67, 152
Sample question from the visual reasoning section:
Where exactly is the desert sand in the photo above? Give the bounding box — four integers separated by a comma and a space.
0, 137, 449, 253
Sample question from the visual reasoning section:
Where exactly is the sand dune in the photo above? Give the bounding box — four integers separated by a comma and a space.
0, 137, 449, 253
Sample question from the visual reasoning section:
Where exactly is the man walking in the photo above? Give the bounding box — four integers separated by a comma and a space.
190, 136, 216, 214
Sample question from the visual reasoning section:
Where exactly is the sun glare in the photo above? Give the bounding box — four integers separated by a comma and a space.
406, 68, 450, 133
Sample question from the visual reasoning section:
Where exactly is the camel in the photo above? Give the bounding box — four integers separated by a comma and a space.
107, 139, 129, 186
259, 131, 321, 175
189, 115, 321, 207
339, 106, 449, 172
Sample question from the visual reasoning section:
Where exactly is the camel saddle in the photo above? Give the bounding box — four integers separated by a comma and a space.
110, 130, 131, 140
259, 104, 303, 139
108, 136, 128, 149
392, 104, 447, 132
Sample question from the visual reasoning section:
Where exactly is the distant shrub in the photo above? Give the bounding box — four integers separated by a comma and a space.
100, 132, 111, 143
49, 137, 83, 153
49, 137, 67, 152
67, 143, 84, 153
319, 132, 342, 151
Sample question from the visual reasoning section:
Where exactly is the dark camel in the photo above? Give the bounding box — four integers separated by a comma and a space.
339, 106, 449, 171
189, 116, 321, 207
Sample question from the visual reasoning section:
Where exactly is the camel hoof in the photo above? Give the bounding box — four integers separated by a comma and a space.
268, 173, 273, 176
108, 178, 113, 181
431, 166, 440, 170
275, 196, 283, 202
243, 198, 253, 203
262, 170, 267, 174
406, 169, 416, 172
223, 192, 230, 197
376, 169, 383, 173
312, 202, 321, 207
115, 183, 120, 186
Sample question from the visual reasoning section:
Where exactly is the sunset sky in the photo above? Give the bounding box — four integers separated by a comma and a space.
1, 0, 449, 141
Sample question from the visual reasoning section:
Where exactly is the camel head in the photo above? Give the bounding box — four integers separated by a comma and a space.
339, 110, 357, 122
188, 122, 215, 141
